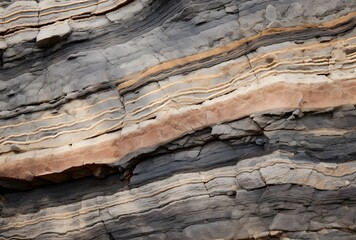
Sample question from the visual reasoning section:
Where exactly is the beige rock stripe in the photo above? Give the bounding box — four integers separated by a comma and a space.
0, 29, 353, 131
115, 12, 356, 90
0, 107, 124, 143
3, 0, 97, 19
123, 38, 356, 106
0, 60, 354, 150
0, 36, 354, 146
1, 56, 354, 146
0, 0, 133, 31
1, 0, 127, 20
0, 96, 119, 129
0, 79, 355, 180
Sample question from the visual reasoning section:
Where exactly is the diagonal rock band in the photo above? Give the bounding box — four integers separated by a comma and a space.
0, 0, 356, 239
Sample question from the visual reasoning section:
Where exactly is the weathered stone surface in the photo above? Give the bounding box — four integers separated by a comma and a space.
36, 20, 72, 48
0, 0, 355, 239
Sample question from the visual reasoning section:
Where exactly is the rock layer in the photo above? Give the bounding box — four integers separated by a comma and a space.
0, 0, 355, 239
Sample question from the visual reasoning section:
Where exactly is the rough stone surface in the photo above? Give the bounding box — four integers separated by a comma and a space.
0, 0, 355, 239
36, 20, 72, 48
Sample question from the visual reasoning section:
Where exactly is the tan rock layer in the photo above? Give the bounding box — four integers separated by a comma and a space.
0, 33, 354, 154
1, 79, 355, 181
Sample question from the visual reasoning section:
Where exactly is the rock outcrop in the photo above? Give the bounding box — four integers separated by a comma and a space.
0, 0, 355, 239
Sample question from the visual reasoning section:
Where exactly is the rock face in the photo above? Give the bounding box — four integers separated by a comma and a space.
0, 0, 355, 239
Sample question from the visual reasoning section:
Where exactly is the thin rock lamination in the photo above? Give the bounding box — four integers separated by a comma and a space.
0, 0, 356, 239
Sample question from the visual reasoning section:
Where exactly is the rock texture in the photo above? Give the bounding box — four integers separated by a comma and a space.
0, 0, 355, 239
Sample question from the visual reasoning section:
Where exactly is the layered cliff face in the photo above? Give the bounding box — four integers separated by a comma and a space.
0, 0, 356, 239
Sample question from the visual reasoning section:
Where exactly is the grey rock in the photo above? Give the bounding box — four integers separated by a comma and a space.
36, 21, 72, 48
265, 5, 278, 21
286, 2, 303, 19
236, 170, 266, 190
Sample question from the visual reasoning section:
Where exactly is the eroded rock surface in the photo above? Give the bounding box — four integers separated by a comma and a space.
0, 0, 355, 239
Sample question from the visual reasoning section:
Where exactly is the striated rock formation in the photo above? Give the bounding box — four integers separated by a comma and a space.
0, 0, 355, 239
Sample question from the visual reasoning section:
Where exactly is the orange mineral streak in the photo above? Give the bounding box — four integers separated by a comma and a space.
116, 12, 356, 90
1, 80, 355, 180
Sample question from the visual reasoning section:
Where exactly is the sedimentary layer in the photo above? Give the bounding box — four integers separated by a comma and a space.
0, 0, 355, 239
